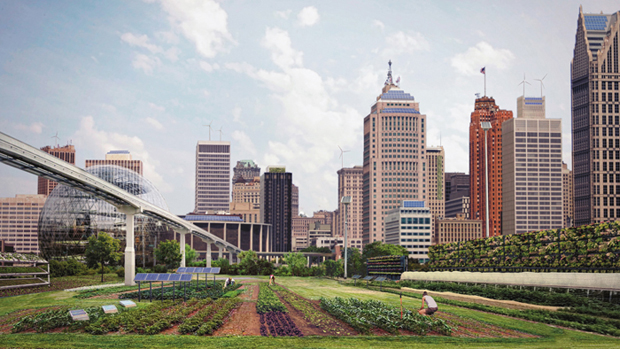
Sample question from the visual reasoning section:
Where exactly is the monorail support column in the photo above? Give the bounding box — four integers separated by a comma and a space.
179, 231, 186, 268
206, 241, 212, 267
118, 205, 142, 286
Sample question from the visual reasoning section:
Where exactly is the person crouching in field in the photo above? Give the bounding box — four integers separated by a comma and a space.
419, 291, 438, 316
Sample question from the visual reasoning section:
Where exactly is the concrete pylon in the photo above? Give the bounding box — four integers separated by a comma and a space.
117, 205, 142, 286
206, 241, 212, 267
174, 228, 189, 268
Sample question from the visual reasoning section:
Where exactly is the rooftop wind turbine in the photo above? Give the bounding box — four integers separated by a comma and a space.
517, 74, 531, 96
338, 145, 350, 169
203, 121, 213, 140
534, 74, 547, 97
51, 132, 59, 147
218, 127, 224, 141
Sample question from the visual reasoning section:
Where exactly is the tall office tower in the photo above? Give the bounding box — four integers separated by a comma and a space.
232, 160, 260, 184
260, 166, 292, 252
426, 147, 445, 222
362, 62, 427, 245
445, 172, 470, 201
195, 141, 231, 214
37, 144, 75, 196
503, 96, 563, 235
435, 215, 482, 244
292, 184, 299, 217
571, 7, 620, 225
562, 162, 574, 227
232, 176, 261, 210
0, 194, 47, 254
85, 150, 143, 175
469, 96, 513, 237
445, 196, 471, 218
336, 166, 363, 246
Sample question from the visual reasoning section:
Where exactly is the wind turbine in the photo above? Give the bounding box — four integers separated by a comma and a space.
338, 145, 350, 169
203, 121, 213, 141
517, 74, 530, 97
218, 127, 224, 141
51, 132, 59, 147
534, 74, 547, 97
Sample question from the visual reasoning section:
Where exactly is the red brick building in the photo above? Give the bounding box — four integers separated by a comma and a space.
37, 145, 75, 196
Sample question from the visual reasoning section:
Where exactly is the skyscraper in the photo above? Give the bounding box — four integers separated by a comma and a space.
362, 62, 427, 245
571, 7, 620, 225
260, 166, 292, 252
426, 146, 445, 221
195, 141, 231, 214
0, 194, 46, 254
85, 150, 143, 175
502, 96, 563, 235
469, 96, 513, 237
232, 176, 260, 210
445, 172, 470, 201
562, 162, 574, 227
292, 184, 299, 218
232, 160, 260, 184
336, 166, 363, 246
37, 144, 75, 196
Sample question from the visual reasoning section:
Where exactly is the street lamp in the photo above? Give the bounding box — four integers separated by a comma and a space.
481, 121, 492, 238
341, 196, 351, 279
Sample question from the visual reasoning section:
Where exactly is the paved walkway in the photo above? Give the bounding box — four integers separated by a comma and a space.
65, 283, 125, 292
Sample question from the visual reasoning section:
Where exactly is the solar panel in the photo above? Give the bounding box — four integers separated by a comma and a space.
134, 273, 147, 281
145, 274, 158, 281
375, 277, 387, 282
169, 274, 182, 281
362, 276, 375, 281
352, 275, 361, 279
210, 267, 221, 274
202, 267, 212, 273
180, 274, 192, 282
176, 267, 187, 273
403, 201, 425, 208
70, 309, 87, 316
157, 274, 170, 281
186, 267, 196, 273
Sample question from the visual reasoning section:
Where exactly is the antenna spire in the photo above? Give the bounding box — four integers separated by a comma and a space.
385, 60, 394, 86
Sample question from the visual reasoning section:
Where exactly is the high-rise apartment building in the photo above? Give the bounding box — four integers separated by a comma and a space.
503, 96, 563, 235
469, 96, 513, 237
232, 160, 260, 184
260, 166, 292, 252
562, 162, 574, 227
426, 146, 445, 222
0, 194, 47, 254
37, 144, 75, 196
435, 215, 482, 245
85, 150, 143, 175
195, 141, 231, 214
445, 172, 470, 201
384, 201, 432, 262
336, 166, 363, 246
363, 62, 427, 245
571, 7, 620, 225
232, 176, 260, 210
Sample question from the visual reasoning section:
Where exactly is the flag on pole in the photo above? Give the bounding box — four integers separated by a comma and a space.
480, 67, 486, 74
396, 76, 400, 84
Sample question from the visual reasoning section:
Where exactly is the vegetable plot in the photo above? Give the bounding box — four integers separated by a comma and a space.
256, 283, 303, 337
119, 281, 241, 300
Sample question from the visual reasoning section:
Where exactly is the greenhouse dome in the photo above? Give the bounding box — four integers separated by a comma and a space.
38, 164, 171, 265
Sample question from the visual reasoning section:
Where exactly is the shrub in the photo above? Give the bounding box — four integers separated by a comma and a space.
116, 267, 125, 278
153, 265, 167, 273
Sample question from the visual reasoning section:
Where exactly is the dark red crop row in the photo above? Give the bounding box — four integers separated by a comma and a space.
260, 311, 302, 337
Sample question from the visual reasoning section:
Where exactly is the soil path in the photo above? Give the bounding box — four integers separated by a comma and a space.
213, 285, 261, 336
401, 287, 560, 311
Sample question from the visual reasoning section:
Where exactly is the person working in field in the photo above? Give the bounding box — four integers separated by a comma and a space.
419, 291, 438, 316
224, 277, 235, 287
269, 274, 275, 285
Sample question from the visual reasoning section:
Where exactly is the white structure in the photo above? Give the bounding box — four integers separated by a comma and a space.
503, 96, 563, 235
384, 201, 432, 262
195, 141, 231, 214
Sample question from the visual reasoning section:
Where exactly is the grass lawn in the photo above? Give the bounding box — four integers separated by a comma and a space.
0, 276, 619, 348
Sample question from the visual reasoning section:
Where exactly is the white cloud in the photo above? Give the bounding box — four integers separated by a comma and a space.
91, 56, 99, 63
372, 20, 385, 30
148, 102, 166, 112
199, 61, 220, 72
121, 33, 163, 54
202, 90, 210, 97
163, 47, 180, 62
15, 121, 44, 134
383, 31, 430, 57
297, 6, 320, 27
451, 41, 515, 76
275, 10, 292, 19
232, 106, 244, 125
144, 117, 164, 130
155, 31, 179, 44
132, 54, 161, 75
261, 27, 303, 69
159, 0, 236, 58
232, 130, 256, 156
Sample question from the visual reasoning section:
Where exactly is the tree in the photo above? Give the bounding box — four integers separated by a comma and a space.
301, 246, 331, 253
362, 241, 408, 260
341, 247, 364, 277
237, 250, 259, 275
212, 257, 230, 274
324, 259, 343, 277
185, 243, 197, 265
85, 232, 122, 283
283, 252, 307, 276
154, 239, 182, 269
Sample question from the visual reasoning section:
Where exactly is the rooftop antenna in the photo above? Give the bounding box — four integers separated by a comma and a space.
338, 145, 350, 169
534, 74, 547, 97
218, 126, 224, 141
203, 121, 213, 141
51, 132, 59, 147
518, 73, 530, 97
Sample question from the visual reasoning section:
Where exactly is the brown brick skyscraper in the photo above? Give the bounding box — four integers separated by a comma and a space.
37, 144, 75, 195
469, 96, 512, 237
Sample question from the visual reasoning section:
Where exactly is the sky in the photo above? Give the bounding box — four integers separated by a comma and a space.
0, 0, 619, 215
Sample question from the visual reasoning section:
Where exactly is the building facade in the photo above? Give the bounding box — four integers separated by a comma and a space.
232, 160, 260, 184
85, 150, 143, 175
469, 96, 513, 237
445, 172, 470, 201
291, 211, 332, 251
229, 202, 260, 223
232, 176, 260, 210
0, 194, 46, 254
445, 196, 470, 219
426, 146, 445, 224
363, 62, 427, 245
37, 144, 75, 196
260, 167, 292, 252
503, 96, 563, 235
435, 215, 483, 245
195, 141, 231, 214
571, 7, 620, 225
384, 201, 432, 262
562, 162, 574, 227
292, 184, 299, 218
336, 166, 363, 246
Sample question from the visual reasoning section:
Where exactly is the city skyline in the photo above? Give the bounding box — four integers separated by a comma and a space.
1, 1, 618, 215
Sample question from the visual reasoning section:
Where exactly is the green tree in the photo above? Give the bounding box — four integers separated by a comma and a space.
324, 259, 343, 277
185, 243, 197, 265
283, 252, 307, 276
84, 232, 122, 283
341, 247, 364, 277
237, 250, 259, 275
212, 257, 230, 274
154, 239, 182, 269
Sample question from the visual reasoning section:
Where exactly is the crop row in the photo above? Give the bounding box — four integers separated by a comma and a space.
119, 281, 241, 301
256, 283, 287, 313
74, 285, 140, 299
261, 311, 303, 337
178, 297, 241, 335
320, 297, 452, 336
13, 306, 106, 333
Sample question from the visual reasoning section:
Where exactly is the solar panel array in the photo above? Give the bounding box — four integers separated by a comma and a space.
381, 90, 415, 101
403, 201, 425, 208
134, 273, 192, 282
183, 215, 244, 222
176, 267, 221, 274
362, 276, 375, 281
382, 108, 420, 114
584, 16, 608, 31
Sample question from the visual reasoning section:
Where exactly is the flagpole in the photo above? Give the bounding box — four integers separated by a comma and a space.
484, 71, 486, 97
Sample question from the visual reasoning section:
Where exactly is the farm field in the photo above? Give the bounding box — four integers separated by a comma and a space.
0, 277, 618, 348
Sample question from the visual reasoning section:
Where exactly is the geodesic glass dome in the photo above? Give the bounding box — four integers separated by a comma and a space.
38, 164, 170, 265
